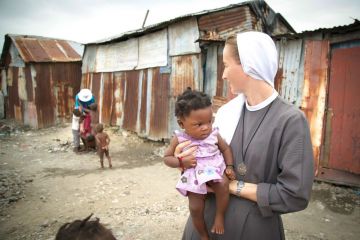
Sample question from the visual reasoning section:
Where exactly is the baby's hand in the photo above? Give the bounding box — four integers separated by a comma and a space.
225, 167, 236, 180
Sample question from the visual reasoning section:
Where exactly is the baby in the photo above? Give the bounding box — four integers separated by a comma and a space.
95, 123, 112, 169
164, 88, 235, 240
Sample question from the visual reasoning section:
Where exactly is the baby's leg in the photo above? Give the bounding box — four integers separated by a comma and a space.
106, 150, 112, 168
99, 151, 104, 168
188, 192, 209, 240
208, 175, 229, 235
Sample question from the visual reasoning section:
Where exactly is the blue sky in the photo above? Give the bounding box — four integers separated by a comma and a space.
0, 0, 359, 50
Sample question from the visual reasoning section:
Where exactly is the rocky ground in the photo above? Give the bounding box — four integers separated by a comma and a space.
0, 120, 359, 240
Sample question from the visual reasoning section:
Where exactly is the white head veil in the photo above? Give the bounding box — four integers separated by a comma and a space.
214, 31, 279, 144
237, 31, 278, 87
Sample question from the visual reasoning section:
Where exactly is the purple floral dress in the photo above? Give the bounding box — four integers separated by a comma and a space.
175, 128, 226, 196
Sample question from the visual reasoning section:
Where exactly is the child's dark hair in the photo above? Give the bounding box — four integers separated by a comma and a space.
89, 103, 98, 111
175, 88, 212, 118
55, 213, 116, 240
96, 123, 104, 133
73, 109, 82, 117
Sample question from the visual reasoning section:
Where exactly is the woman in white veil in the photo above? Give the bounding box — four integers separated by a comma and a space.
176, 31, 314, 240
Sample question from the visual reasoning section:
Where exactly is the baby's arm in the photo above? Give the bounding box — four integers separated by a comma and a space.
164, 137, 198, 170
163, 137, 180, 168
217, 134, 236, 180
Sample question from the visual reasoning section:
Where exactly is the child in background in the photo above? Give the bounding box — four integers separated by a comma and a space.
95, 124, 112, 169
72, 109, 82, 153
164, 88, 235, 240
55, 213, 116, 240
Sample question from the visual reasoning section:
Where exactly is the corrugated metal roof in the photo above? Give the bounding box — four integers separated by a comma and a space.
274, 20, 360, 39
2, 34, 82, 63
301, 20, 360, 35
88, 0, 295, 45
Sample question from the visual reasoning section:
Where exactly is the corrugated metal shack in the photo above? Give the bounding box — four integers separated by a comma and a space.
0, 34, 84, 128
81, 0, 295, 141
274, 20, 360, 186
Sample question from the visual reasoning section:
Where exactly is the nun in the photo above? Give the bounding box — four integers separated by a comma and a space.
178, 31, 315, 239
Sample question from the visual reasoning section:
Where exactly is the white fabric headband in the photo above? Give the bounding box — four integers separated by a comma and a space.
236, 31, 278, 87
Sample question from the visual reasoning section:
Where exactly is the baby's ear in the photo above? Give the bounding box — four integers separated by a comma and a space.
177, 119, 184, 129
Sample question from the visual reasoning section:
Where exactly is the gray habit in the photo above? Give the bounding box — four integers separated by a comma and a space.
182, 97, 314, 240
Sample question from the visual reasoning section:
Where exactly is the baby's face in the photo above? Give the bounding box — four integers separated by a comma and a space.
180, 107, 213, 140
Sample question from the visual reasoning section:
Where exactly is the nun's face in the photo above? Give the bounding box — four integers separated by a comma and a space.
222, 44, 248, 94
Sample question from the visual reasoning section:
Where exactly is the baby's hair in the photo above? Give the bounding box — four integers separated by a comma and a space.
175, 87, 212, 118
96, 123, 104, 133
73, 108, 82, 117
55, 213, 116, 240
89, 103, 98, 111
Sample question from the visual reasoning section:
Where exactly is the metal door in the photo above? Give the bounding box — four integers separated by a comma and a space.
328, 43, 360, 174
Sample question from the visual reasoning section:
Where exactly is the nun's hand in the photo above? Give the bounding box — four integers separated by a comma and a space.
175, 140, 197, 169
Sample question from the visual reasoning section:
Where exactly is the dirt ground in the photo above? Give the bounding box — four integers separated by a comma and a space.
0, 120, 359, 240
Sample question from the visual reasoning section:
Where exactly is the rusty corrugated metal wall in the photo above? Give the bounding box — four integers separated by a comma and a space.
81, 67, 172, 140
275, 34, 360, 181
301, 40, 329, 172
5, 62, 81, 128
275, 39, 305, 106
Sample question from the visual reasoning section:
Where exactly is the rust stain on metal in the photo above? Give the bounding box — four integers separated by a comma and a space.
316, 167, 360, 188
34, 64, 55, 128
24, 66, 33, 101
216, 52, 225, 97
38, 40, 68, 61
50, 62, 81, 119
198, 7, 252, 39
140, 69, 148, 133
18, 38, 51, 62
6, 62, 81, 128
113, 72, 124, 125
123, 71, 139, 132
101, 73, 114, 125
171, 55, 196, 96
327, 46, 360, 174
91, 73, 102, 105
274, 68, 284, 95
7, 67, 20, 119
57, 40, 82, 60
301, 40, 329, 172
14, 37, 81, 63
81, 73, 92, 89
149, 68, 169, 139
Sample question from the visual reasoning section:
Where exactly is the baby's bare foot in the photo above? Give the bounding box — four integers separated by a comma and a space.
211, 214, 224, 235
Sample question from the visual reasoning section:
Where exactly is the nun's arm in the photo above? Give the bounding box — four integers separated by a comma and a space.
229, 180, 258, 202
